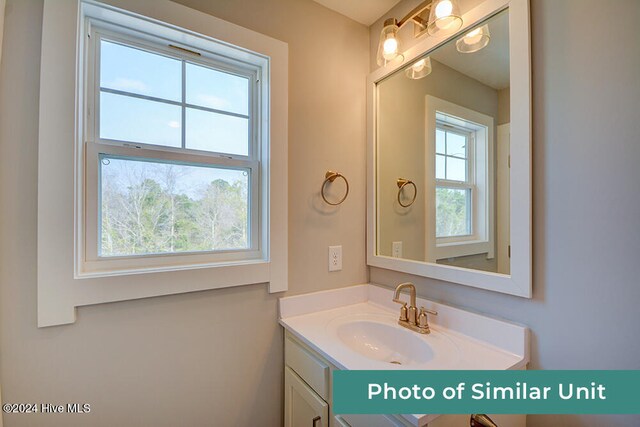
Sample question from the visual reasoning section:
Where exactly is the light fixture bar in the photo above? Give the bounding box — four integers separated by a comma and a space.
397, 0, 433, 29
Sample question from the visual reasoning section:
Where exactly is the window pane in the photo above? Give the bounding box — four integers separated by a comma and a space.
446, 156, 467, 181
446, 132, 467, 158
436, 154, 445, 180
100, 92, 181, 148
100, 156, 249, 256
186, 108, 249, 155
436, 129, 446, 154
436, 187, 470, 238
186, 63, 249, 115
100, 40, 181, 102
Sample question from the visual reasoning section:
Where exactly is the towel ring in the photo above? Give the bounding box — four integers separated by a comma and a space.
397, 178, 417, 208
321, 171, 349, 206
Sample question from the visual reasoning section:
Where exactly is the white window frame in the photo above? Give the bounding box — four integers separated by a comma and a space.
37, 0, 288, 327
81, 21, 264, 276
425, 96, 495, 262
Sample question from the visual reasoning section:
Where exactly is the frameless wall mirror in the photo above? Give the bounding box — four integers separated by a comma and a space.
367, 0, 531, 297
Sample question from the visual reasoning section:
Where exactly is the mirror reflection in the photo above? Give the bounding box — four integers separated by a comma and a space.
376, 9, 510, 274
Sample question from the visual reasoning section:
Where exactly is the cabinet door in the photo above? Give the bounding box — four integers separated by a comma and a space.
285, 366, 329, 427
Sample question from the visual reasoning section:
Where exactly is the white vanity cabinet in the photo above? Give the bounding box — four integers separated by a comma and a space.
284, 331, 526, 427
285, 332, 413, 427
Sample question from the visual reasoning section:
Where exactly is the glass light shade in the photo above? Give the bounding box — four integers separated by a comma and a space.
456, 24, 491, 53
405, 57, 432, 79
376, 20, 401, 66
427, 0, 463, 37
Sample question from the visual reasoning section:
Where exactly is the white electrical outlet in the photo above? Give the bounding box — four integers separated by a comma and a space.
328, 245, 342, 272
392, 241, 403, 258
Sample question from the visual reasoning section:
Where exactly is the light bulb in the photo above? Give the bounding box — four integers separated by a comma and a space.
412, 59, 426, 72
383, 37, 398, 56
463, 28, 483, 45
456, 24, 490, 53
435, 0, 453, 19
405, 57, 432, 79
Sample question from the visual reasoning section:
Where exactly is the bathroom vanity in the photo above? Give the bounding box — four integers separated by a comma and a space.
279, 285, 529, 427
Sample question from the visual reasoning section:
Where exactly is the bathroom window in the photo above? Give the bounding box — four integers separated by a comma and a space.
79, 6, 269, 277
38, 0, 287, 326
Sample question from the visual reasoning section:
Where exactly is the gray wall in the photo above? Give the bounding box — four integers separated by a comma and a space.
371, 0, 640, 426
0, 0, 368, 426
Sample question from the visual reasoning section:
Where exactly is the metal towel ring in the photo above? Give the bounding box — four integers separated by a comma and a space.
397, 178, 417, 208
321, 171, 349, 206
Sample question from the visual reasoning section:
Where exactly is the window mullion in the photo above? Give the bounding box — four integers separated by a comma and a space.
444, 130, 448, 179
181, 60, 186, 149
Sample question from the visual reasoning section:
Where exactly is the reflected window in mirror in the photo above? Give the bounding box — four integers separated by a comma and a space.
435, 124, 473, 239
426, 97, 494, 265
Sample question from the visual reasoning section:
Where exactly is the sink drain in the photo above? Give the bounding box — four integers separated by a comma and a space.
389, 360, 402, 365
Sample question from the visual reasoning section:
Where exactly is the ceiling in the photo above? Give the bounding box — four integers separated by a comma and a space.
430, 10, 510, 90
311, 0, 401, 26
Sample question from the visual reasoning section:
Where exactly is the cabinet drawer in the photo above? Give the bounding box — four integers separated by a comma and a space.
285, 334, 330, 401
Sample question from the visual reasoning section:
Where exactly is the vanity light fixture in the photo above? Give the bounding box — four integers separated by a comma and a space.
456, 24, 491, 53
376, 0, 463, 66
405, 57, 432, 79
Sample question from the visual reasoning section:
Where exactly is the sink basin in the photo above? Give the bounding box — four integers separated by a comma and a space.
336, 319, 433, 365
326, 312, 460, 368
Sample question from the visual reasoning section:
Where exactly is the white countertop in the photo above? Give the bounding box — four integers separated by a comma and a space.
279, 284, 529, 426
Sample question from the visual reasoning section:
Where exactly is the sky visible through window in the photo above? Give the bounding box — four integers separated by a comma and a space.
97, 40, 253, 256
99, 40, 250, 156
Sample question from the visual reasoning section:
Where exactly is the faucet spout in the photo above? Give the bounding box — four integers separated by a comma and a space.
393, 282, 417, 325
393, 282, 417, 308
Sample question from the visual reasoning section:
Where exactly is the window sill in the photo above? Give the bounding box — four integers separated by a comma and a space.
435, 239, 493, 259
76, 258, 269, 280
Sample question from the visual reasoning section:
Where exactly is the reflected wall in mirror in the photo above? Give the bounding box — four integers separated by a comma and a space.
377, 9, 510, 274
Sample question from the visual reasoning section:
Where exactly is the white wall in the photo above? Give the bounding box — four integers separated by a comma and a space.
370, 0, 640, 426
0, 0, 368, 426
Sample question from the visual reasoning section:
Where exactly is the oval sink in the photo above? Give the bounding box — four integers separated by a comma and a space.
336, 320, 433, 365
327, 313, 460, 368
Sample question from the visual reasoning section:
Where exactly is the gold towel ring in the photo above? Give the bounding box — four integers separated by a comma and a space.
397, 178, 417, 208
321, 171, 349, 206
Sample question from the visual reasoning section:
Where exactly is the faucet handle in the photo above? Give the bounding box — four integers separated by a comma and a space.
418, 306, 437, 331
419, 306, 438, 316
392, 298, 409, 321
398, 304, 408, 322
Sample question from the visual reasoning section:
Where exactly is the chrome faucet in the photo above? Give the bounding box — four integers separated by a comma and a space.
392, 282, 437, 334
